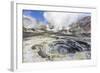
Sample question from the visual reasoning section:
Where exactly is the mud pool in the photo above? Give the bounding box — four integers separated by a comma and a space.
22, 35, 91, 62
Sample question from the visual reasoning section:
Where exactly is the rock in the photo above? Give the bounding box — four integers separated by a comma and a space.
31, 44, 43, 50
38, 49, 48, 58
31, 45, 36, 50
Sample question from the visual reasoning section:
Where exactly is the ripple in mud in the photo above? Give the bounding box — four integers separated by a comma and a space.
30, 38, 91, 61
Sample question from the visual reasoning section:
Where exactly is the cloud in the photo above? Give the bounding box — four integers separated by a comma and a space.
23, 15, 37, 29
44, 12, 90, 32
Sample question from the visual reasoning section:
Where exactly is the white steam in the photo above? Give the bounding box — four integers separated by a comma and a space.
44, 12, 87, 32
23, 15, 37, 29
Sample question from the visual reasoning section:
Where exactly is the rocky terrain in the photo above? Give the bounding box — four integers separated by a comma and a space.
22, 14, 91, 62
22, 33, 91, 62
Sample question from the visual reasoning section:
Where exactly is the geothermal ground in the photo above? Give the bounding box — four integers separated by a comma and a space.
22, 33, 91, 63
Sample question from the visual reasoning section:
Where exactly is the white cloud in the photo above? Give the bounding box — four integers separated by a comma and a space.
23, 15, 37, 29
44, 12, 90, 32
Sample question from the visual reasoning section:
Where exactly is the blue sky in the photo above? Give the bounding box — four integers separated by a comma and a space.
23, 10, 91, 25
23, 10, 47, 24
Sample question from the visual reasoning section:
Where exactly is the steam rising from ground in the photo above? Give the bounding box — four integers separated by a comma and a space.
23, 11, 90, 32
44, 12, 89, 32
23, 15, 37, 29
